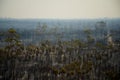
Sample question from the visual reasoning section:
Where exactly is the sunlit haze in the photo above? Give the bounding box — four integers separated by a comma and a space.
0, 0, 120, 19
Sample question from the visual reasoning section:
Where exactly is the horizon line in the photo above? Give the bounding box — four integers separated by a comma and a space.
0, 17, 120, 20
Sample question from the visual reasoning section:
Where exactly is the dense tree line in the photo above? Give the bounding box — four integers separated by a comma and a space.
0, 28, 120, 80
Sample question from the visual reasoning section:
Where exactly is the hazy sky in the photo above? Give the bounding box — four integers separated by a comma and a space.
0, 0, 120, 19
